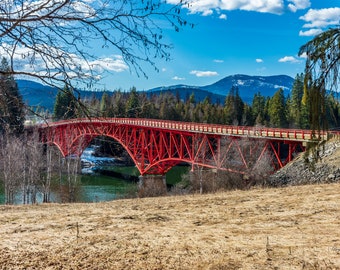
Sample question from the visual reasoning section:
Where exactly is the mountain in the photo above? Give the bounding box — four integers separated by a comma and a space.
202, 74, 294, 102
17, 74, 295, 111
17, 80, 58, 111
17, 80, 106, 111
146, 85, 226, 104
148, 74, 294, 104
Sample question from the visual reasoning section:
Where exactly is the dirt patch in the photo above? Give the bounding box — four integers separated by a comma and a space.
0, 183, 340, 269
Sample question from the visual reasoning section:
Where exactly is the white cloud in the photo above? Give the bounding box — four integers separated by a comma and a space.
299, 28, 323, 37
220, 0, 284, 14
219, 14, 227, 20
190, 70, 219, 77
299, 8, 340, 36
202, 9, 214, 16
0, 42, 128, 80
13, 0, 97, 23
256, 58, 264, 63
278, 56, 300, 63
300, 8, 340, 28
213, 59, 224, 63
172, 76, 186, 81
90, 56, 128, 73
168, 0, 311, 16
70, 1, 96, 16
287, 0, 310, 13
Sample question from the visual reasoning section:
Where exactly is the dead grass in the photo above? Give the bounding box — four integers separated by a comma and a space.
1, 183, 340, 269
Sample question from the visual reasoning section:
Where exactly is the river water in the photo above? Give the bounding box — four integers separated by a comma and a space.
0, 146, 189, 204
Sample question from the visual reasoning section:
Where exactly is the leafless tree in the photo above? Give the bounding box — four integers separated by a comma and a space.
187, 136, 273, 193
24, 131, 46, 204
0, 0, 191, 89
42, 145, 54, 202
0, 130, 59, 204
63, 156, 81, 202
0, 135, 25, 204
58, 131, 85, 202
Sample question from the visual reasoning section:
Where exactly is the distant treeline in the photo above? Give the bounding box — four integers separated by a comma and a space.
53, 73, 340, 130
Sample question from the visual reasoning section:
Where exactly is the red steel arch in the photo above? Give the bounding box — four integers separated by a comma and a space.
40, 118, 328, 175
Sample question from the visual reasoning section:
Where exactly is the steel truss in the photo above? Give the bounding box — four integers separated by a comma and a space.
41, 118, 308, 175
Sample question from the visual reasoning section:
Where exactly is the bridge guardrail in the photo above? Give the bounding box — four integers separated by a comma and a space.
41, 117, 333, 142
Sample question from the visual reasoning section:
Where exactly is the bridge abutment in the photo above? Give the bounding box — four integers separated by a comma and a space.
138, 175, 167, 197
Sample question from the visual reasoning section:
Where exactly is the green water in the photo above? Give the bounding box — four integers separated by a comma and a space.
0, 165, 190, 204
80, 174, 138, 202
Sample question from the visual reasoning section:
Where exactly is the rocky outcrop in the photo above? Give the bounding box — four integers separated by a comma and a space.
268, 139, 340, 187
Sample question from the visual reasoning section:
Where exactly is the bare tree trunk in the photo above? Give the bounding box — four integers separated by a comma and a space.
0, 135, 25, 204
21, 155, 27, 204
26, 131, 44, 204
65, 156, 81, 203
43, 146, 53, 203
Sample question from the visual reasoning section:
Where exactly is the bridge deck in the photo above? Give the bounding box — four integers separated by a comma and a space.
42, 117, 330, 142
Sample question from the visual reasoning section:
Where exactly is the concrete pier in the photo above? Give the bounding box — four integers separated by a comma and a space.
138, 175, 167, 197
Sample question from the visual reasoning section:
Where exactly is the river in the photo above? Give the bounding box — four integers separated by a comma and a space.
0, 146, 189, 204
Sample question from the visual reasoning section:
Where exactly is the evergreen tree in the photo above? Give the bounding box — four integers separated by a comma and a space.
251, 92, 266, 126
182, 93, 195, 122
326, 94, 340, 129
0, 57, 25, 135
299, 27, 340, 133
188, 93, 196, 105
288, 73, 304, 128
53, 91, 64, 120
241, 104, 253, 126
224, 86, 244, 125
175, 102, 185, 121
140, 96, 156, 119
111, 90, 126, 117
100, 92, 110, 117
300, 80, 310, 129
125, 87, 140, 118
53, 84, 78, 120
202, 97, 212, 123
268, 88, 287, 128
285, 95, 293, 127
160, 93, 180, 120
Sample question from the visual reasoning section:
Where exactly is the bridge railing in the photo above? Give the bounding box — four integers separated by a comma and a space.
40, 117, 334, 142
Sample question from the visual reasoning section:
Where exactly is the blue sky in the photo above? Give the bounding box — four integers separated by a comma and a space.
2, 0, 338, 91
99, 0, 339, 91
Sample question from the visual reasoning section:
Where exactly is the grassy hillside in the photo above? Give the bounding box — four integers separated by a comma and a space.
0, 183, 340, 269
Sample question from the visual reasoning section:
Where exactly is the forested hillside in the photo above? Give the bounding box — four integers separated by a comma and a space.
52, 74, 340, 130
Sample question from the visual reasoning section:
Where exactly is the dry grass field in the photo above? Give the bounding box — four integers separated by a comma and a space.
0, 183, 340, 269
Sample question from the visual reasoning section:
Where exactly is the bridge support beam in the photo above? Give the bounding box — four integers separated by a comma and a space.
138, 175, 167, 197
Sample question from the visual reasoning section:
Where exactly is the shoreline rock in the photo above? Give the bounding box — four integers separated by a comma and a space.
268, 139, 340, 187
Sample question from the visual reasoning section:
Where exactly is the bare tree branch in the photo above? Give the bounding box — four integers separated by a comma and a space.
0, 0, 191, 88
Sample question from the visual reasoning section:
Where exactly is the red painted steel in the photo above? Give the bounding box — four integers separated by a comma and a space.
39, 118, 330, 175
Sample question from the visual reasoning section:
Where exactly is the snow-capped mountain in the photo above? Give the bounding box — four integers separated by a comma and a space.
202, 74, 293, 96
149, 74, 294, 104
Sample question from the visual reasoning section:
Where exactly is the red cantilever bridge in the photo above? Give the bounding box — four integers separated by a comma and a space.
39, 118, 330, 176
